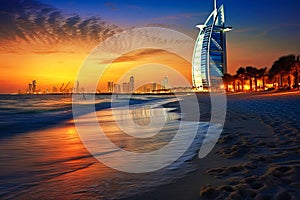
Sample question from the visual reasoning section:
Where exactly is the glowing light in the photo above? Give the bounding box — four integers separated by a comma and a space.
196, 25, 206, 29
223, 27, 232, 32
244, 85, 251, 91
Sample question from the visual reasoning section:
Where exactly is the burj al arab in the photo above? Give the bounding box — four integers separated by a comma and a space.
192, 0, 231, 90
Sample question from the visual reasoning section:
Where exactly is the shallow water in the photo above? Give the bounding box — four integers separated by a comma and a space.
0, 94, 208, 199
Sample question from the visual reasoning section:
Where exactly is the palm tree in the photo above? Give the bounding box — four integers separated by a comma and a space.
232, 75, 238, 92
223, 74, 234, 92
269, 55, 296, 89
293, 56, 300, 90
269, 63, 281, 89
246, 66, 258, 91
258, 67, 267, 90
236, 67, 246, 91
253, 68, 260, 91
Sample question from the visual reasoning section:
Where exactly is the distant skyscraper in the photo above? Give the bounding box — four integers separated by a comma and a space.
122, 82, 130, 93
129, 76, 134, 93
32, 80, 36, 93
192, 0, 231, 90
28, 83, 32, 94
107, 81, 114, 93
114, 84, 121, 93
162, 76, 169, 89
151, 82, 157, 92
76, 81, 80, 93
52, 86, 57, 93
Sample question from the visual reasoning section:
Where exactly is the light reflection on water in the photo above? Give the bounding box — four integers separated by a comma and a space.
0, 96, 205, 199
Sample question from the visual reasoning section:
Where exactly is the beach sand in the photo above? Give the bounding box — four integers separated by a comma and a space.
124, 91, 300, 200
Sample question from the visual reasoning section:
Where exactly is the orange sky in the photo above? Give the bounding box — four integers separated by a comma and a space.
0, 49, 87, 93
1, 35, 298, 94
0, 42, 293, 93
0, 41, 193, 93
97, 49, 192, 92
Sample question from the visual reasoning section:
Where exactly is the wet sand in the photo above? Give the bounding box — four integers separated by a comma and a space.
125, 91, 300, 200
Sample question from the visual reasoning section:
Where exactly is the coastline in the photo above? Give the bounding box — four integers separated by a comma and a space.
123, 91, 300, 200
0, 91, 299, 199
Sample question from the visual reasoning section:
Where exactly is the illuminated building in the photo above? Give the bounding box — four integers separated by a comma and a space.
129, 76, 134, 92
76, 81, 80, 93
151, 82, 157, 92
122, 82, 129, 93
52, 86, 57, 93
32, 80, 36, 93
114, 84, 121, 93
162, 76, 169, 89
28, 83, 32, 94
192, 0, 231, 90
107, 81, 114, 93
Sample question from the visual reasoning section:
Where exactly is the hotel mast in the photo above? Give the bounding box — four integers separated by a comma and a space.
192, 0, 231, 90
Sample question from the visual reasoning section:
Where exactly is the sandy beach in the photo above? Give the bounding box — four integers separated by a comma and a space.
124, 91, 300, 200
0, 92, 299, 200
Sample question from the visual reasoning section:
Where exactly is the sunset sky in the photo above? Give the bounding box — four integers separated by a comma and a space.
1, 0, 300, 93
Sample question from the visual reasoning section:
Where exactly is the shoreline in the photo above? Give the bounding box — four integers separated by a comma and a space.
4, 88, 300, 96
0, 91, 299, 199
123, 91, 300, 200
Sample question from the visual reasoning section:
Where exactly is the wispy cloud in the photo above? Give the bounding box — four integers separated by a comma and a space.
126, 4, 143, 10
153, 12, 207, 21
105, 2, 119, 11
247, 23, 300, 38
145, 23, 176, 29
279, 23, 300, 28
0, 0, 122, 53
232, 27, 255, 33
99, 49, 167, 64
256, 30, 268, 37
31, 50, 62, 54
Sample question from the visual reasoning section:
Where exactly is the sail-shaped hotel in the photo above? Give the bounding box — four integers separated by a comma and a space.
192, 0, 231, 90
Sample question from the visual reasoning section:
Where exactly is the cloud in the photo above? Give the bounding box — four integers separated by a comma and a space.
235, 23, 300, 39
153, 12, 207, 21
256, 30, 268, 37
105, 2, 118, 11
254, 24, 299, 38
0, 0, 122, 53
232, 27, 254, 33
99, 49, 168, 64
31, 50, 62, 54
283, 23, 300, 27
145, 23, 176, 29
126, 4, 143, 10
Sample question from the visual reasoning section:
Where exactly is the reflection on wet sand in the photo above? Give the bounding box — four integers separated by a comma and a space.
1, 101, 197, 199
97, 106, 180, 153
0, 121, 120, 199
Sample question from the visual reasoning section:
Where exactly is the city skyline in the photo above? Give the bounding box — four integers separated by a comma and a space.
1, 0, 300, 93
21, 75, 181, 94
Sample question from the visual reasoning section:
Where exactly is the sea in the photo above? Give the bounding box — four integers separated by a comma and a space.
0, 94, 208, 200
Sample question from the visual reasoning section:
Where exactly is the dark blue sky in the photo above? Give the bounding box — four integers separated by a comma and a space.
40, 0, 300, 33
39, 0, 300, 67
